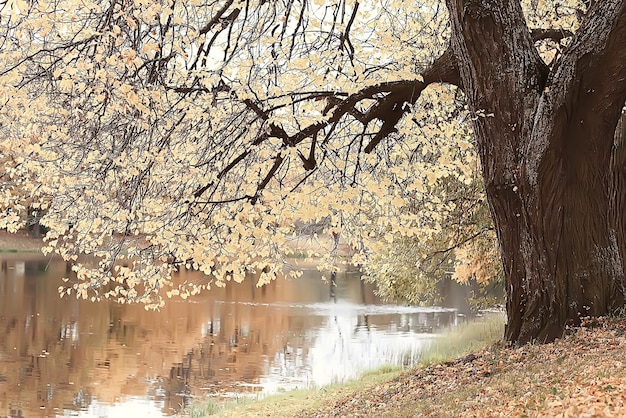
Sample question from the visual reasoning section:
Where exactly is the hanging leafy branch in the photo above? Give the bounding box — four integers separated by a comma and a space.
0, 0, 587, 307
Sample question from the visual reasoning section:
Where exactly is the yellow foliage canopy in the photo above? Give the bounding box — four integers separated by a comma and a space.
0, 0, 582, 306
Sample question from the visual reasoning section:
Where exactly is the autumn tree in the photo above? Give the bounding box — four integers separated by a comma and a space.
0, 0, 625, 344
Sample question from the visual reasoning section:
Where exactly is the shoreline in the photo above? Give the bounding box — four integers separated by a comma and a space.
0, 231, 44, 252
0, 231, 350, 262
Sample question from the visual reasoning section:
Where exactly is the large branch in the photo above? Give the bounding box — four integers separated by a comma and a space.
282, 27, 570, 155
184, 13, 571, 203
290, 46, 460, 152
191, 14, 570, 202
192, 47, 460, 201
189, 14, 568, 203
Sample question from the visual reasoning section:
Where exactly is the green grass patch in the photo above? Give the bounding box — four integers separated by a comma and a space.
178, 400, 222, 418
419, 312, 505, 365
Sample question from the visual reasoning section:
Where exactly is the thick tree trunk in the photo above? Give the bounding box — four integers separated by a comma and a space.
446, 0, 626, 343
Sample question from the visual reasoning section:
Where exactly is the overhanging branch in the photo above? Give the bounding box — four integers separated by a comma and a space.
190, 46, 461, 202
291, 46, 460, 153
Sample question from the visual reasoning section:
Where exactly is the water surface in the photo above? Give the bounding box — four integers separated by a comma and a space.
0, 255, 466, 417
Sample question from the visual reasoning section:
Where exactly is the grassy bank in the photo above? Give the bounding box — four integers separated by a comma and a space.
178, 313, 505, 418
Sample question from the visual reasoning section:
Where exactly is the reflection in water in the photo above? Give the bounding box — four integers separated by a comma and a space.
0, 255, 464, 417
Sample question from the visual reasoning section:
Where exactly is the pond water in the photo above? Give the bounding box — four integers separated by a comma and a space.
0, 254, 471, 417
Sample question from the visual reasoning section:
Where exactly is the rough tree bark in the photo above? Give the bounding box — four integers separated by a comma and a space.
444, 0, 626, 343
